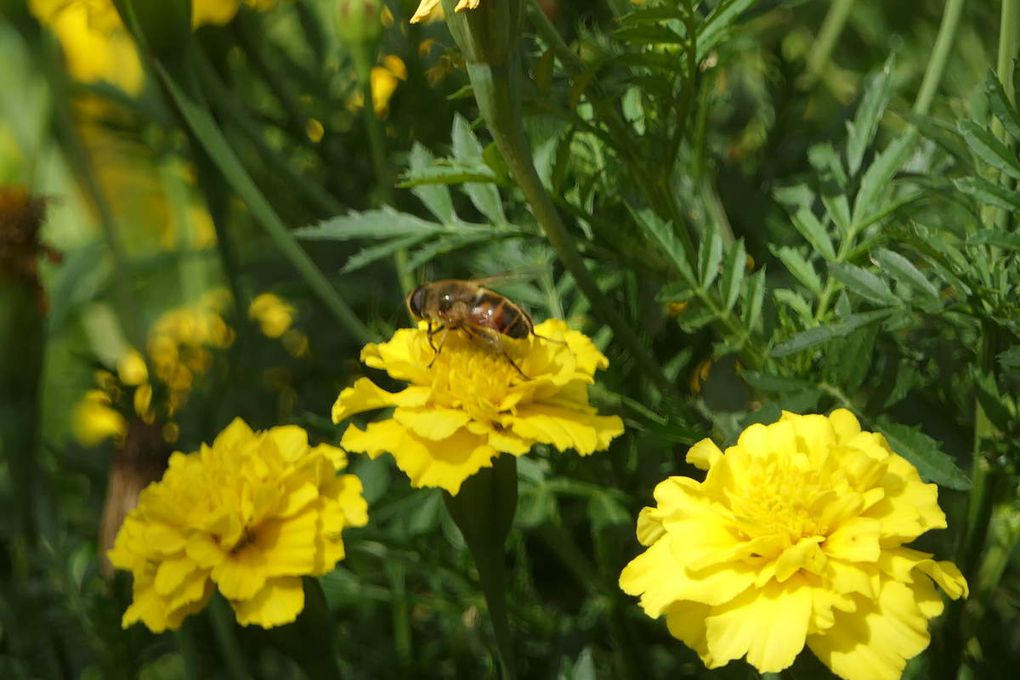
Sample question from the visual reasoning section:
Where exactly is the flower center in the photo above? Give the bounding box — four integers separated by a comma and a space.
732, 456, 831, 546
424, 330, 525, 419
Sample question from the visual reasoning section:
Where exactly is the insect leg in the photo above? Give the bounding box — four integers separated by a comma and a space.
463, 326, 529, 380
427, 326, 449, 368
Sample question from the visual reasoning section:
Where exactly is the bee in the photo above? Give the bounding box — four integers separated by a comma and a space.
406, 279, 535, 377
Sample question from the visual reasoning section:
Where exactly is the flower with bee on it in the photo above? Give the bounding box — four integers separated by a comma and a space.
332, 317, 624, 495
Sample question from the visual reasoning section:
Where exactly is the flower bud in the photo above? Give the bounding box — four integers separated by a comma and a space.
336, 0, 383, 47
439, 0, 523, 68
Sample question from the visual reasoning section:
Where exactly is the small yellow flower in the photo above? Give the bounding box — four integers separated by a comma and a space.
192, 0, 279, 27
72, 389, 127, 446
619, 410, 968, 680
248, 292, 296, 339
108, 419, 368, 632
410, 0, 480, 24
117, 349, 149, 386
370, 55, 407, 117
332, 320, 624, 495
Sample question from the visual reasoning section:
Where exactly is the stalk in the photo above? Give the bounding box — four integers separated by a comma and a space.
799, 0, 854, 90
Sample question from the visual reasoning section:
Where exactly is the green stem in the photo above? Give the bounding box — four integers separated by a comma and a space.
799, 0, 854, 90
992, 0, 1019, 230
153, 57, 375, 345
209, 597, 250, 680
444, 456, 518, 679
384, 561, 412, 667
913, 0, 967, 116
467, 61, 673, 394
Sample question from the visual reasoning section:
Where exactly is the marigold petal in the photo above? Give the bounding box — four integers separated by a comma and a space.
394, 407, 472, 440
212, 545, 268, 601
154, 555, 197, 596
807, 580, 932, 680
703, 576, 813, 673
266, 425, 309, 462
509, 406, 623, 455
825, 517, 881, 563
232, 576, 305, 627
409, 0, 442, 23
828, 408, 862, 441
664, 601, 713, 663
186, 533, 225, 569
212, 417, 255, 451
686, 438, 722, 470
331, 379, 429, 424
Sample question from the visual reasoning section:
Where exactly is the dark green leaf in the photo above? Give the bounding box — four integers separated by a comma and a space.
985, 72, 1020, 142
742, 267, 766, 329
846, 59, 893, 177
828, 262, 899, 305
633, 209, 696, 282
771, 308, 895, 357
958, 119, 1020, 180
877, 420, 971, 490
853, 134, 913, 228
967, 229, 1020, 251
698, 228, 724, 289
790, 207, 836, 260
407, 144, 456, 223
870, 248, 940, 301
773, 246, 823, 296
296, 208, 441, 241
720, 239, 746, 311
972, 371, 1015, 432
953, 176, 1020, 212
340, 234, 430, 273
452, 115, 507, 224
698, 0, 755, 60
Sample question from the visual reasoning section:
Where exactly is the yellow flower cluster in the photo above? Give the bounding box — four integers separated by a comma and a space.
333, 319, 624, 494
619, 410, 968, 680
148, 290, 234, 414
410, 0, 481, 24
108, 419, 368, 631
29, 0, 282, 94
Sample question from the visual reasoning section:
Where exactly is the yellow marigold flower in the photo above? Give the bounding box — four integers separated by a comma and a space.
619, 410, 968, 680
192, 0, 279, 27
117, 349, 148, 386
108, 418, 368, 632
248, 292, 295, 339
410, 0, 480, 24
332, 320, 624, 495
72, 389, 127, 446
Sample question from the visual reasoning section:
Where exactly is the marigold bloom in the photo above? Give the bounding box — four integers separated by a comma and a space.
333, 320, 623, 494
249, 292, 296, 339
72, 389, 127, 446
108, 419, 368, 631
619, 410, 968, 680
410, 0, 480, 24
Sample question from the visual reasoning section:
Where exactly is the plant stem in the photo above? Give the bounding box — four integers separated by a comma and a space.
913, 0, 967, 116
992, 0, 1020, 230
799, 0, 854, 90
209, 596, 250, 680
153, 58, 375, 345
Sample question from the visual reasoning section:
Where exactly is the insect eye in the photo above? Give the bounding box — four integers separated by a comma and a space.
438, 295, 453, 312
408, 287, 427, 317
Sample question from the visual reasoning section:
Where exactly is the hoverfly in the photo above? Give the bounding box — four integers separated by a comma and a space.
406, 279, 536, 378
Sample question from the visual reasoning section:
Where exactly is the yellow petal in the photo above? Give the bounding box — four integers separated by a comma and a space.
828, 408, 862, 441
409, 0, 442, 23
686, 438, 722, 470
256, 513, 319, 577
824, 517, 881, 563
232, 576, 305, 628
154, 554, 197, 596
664, 601, 714, 665
394, 407, 472, 440
212, 545, 267, 601
509, 405, 623, 455
703, 576, 813, 673
331, 379, 429, 423
807, 580, 931, 680
266, 425, 309, 462
212, 418, 255, 452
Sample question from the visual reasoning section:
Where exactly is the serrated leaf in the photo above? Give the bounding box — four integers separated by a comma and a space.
296, 208, 441, 241
877, 420, 970, 490
720, 239, 746, 311
985, 72, 1020, 142
698, 0, 755, 60
871, 248, 940, 301
633, 208, 696, 282
846, 59, 893, 176
852, 134, 913, 228
403, 231, 494, 271
953, 176, 1020, 212
822, 192, 852, 235
340, 233, 430, 273
451, 116, 507, 224
740, 371, 813, 392
967, 228, 1020, 251
790, 207, 836, 260
773, 246, 823, 296
771, 308, 894, 357
774, 288, 814, 322
742, 267, 766, 329
808, 143, 849, 188
407, 144, 456, 223
698, 228, 724, 289
972, 371, 1015, 432
958, 119, 1020, 180
828, 262, 899, 305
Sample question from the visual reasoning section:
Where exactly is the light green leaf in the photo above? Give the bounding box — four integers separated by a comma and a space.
720, 239, 746, 311
698, 228, 724, 289
958, 119, 1020, 181
846, 59, 893, 176
771, 308, 894, 357
828, 262, 899, 305
791, 207, 836, 260
870, 248, 940, 301
954, 176, 1020, 212
773, 246, 823, 296
296, 208, 441, 241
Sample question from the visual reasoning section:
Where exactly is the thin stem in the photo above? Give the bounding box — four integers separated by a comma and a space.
913, 0, 967, 116
154, 57, 375, 345
799, 0, 854, 90
992, 0, 1019, 230
209, 597, 250, 680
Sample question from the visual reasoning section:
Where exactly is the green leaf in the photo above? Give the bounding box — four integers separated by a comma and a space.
340, 233, 430, 274
774, 288, 814, 322
719, 239, 746, 311
998, 346, 1020, 369
877, 420, 971, 490
958, 119, 1020, 180
846, 59, 893, 177
698, 228, 724, 289
452, 115, 507, 224
633, 209, 696, 282
407, 144, 456, 223
740, 371, 814, 393
403, 231, 495, 271
742, 267, 766, 329
953, 176, 1020, 212
852, 134, 913, 229
771, 308, 894, 357
698, 0, 755, 60
972, 371, 1015, 433
870, 248, 940, 301
790, 207, 836, 260
296, 208, 442, 241
967, 228, 1020, 251
773, 246, 823, 296
985, 72, 1020, 142
828, 262, 899, 305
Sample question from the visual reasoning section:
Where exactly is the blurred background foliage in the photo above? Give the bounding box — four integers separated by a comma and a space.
0, 0, 1017, 678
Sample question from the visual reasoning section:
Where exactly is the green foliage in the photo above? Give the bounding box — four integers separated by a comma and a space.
1, 0, 1018, 678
